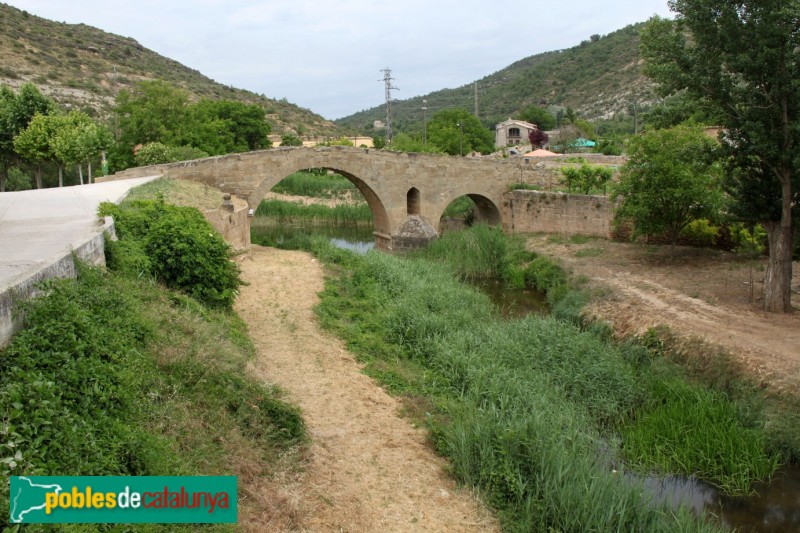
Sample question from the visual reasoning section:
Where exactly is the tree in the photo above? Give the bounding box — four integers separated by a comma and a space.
188, 99, 271, 154
280, 133, 303, 147
520, 105, 556, 130
13, 113, 61, 187
640, 3, 799, 312
0, 83, 55, 191
112, 80, 191, 169
528, 127, 549, 149
612, 125, 725, 245
388, 132, 443, 154
426, 108, 494, 156
560, 163, 613, 194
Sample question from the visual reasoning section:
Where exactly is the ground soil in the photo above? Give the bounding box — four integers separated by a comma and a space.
526, 235, 800, 394
234, 245, 498, 532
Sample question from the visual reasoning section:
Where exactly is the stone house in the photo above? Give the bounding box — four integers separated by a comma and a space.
495, 118, 538, 147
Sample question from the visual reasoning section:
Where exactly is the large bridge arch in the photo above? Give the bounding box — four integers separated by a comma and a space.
248, 164, 391, 238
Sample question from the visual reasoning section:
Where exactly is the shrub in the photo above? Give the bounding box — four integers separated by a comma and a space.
101, 199, 243, 308
680, 219, 720, 247
145, 208, 243, 308
134, 142, 172, 166
280, 133, 303, 146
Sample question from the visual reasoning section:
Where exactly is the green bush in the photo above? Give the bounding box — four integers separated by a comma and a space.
145, 208, 242, 308
102, 199, 243, 308
730, 223, 767, 257
680, 218, 720, 246
134, 141, 172, 166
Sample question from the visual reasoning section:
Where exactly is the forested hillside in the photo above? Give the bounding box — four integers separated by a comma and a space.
336, 24, 657, 134
0, 3, 340, 137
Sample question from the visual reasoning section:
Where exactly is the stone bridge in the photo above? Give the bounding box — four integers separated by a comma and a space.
106, 146, 615, 250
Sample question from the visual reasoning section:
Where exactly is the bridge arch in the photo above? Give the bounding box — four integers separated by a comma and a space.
248, 164, 391, 238
433, 192, 502, 231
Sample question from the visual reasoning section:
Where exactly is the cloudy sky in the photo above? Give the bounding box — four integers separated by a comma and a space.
6, 1, 673, 120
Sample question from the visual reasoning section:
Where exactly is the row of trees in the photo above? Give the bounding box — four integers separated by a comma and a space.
0, 80, 275, 191
111, 80, 272, 170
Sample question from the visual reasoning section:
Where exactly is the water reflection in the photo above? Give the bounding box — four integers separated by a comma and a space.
471, 278, 548, 318
634, 464, 800, 531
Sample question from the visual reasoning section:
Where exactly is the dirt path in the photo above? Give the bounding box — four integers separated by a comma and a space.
234, 245, 497, 532
527, 236, 800, 393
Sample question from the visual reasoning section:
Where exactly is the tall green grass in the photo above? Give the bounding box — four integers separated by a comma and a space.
623, 376, 780, 495
271, 170, 363, 199
311, 226, 784, 531
255, 198, 372, 223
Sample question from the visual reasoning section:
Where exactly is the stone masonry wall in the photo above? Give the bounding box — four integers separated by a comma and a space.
505, 190, 615, 238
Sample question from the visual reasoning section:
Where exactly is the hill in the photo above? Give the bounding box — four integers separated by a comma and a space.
336, 24, 658, 134
0, 3, 340, 137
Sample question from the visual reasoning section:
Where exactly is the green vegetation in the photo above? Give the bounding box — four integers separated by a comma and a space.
612, 125, 725, 245
336, 24, 654, 133
0, 3, 340, 139
641, 3, 799, 312
310, 226, 783, 531
560, 162, 614, 194
255, 198, 372, 223
134, 142, 209, 166
0, 202, 305, 527
271, 170, 362, 199
279, 133, 303, 146
425, 108, 494, 155
110, 80, 271, 170
99, 199, 244, 308
441, 195, 476, 219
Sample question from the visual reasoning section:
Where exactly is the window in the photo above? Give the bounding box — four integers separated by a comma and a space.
508, 127, 521, 138
407, 187, 420, 215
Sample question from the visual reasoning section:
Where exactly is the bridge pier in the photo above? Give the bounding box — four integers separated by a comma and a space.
385, 215, 438, 251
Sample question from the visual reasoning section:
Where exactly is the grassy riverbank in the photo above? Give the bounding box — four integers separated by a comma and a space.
255, 198, 372, 223
298, 226, 787, 532
0, 193, 306, 528
272, 170, 363, 200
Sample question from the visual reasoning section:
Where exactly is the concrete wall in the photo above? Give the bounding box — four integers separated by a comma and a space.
0, 217, 115, 348
505, 190, 615, 238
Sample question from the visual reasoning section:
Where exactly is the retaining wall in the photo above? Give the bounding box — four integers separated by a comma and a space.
0, 217, 115, 348
505, 190, 615, 238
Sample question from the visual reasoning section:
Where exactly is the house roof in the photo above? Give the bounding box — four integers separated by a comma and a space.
496, 118, 538, 131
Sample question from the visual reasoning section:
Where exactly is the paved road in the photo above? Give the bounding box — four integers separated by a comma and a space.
0, 177, 158, 289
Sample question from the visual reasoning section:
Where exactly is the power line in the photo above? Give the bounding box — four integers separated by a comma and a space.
379, 68, 398, 144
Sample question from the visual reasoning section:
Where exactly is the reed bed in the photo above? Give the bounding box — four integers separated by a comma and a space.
254, 198, 372, 223
271, 170, 363, 199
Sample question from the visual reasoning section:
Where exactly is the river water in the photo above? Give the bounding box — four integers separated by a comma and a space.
251, 219, 800, 533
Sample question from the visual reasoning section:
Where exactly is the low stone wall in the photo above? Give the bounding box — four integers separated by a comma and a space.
0, 217, 115, 348
505, 190, 615, 238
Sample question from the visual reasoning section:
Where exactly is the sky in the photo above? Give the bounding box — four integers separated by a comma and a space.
5, 1, 674, 120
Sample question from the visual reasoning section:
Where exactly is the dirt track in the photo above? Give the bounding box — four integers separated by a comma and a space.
527, 236, 800, 393
234, 246, 497, 532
